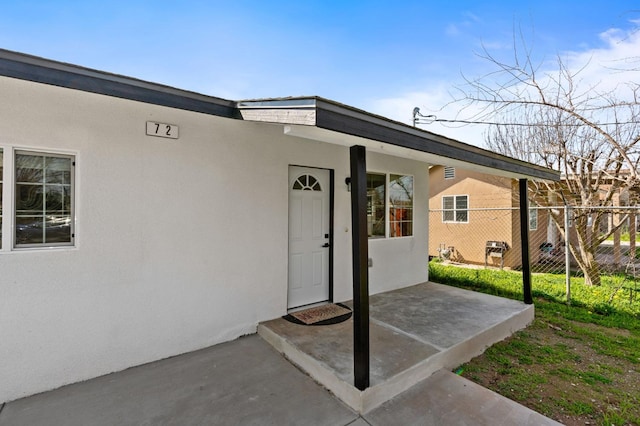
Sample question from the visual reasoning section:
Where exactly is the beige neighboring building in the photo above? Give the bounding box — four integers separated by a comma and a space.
429, 165, 549, 269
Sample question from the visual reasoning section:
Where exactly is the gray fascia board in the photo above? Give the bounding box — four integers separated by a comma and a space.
314, 98, 559, 181
0, 49, 237, 118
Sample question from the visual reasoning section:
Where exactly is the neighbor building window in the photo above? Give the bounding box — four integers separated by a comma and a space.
15, 151, 75, 247
529, 208, 538, 231
444, 166, 455, 180
442, 195, 468, 223
367, 172, 414, 238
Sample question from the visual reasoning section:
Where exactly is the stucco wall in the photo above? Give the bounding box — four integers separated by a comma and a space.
0, 76, 428, 402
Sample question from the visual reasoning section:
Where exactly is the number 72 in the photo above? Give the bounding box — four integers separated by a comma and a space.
146, 121, 179, 139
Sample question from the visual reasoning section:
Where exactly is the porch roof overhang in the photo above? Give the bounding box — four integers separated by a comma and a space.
238, 97, 560, 182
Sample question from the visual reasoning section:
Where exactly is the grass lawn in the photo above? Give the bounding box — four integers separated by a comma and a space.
605, 232, 631, 242
429, 261, 640, 426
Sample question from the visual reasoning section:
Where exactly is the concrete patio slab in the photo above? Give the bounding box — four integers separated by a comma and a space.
365, 370, 562, 426
259, 314, 440, 385
258, 281, 535, 413
0, 335, 359, 426
365, 281, 531, 349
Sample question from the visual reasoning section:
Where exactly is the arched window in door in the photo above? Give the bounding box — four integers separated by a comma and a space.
292, 174, 322, 191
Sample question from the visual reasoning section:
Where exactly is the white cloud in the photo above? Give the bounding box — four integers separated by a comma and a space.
561, 24, 640, 96
477, 40, 512, 51
462, 11, 481, 24
445, 24, 460, 37
445, 11, 481, 38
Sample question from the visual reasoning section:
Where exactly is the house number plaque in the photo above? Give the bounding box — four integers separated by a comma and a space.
146, 121, 179, 139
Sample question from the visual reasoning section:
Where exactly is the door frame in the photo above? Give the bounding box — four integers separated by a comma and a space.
287, 165, 335, 308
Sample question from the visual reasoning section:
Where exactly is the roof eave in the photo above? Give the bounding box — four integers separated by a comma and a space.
0, 49, 238, 119
237, 96, 559, 182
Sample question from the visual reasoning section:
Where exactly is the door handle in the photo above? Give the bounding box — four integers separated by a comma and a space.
322, 243, 330, 248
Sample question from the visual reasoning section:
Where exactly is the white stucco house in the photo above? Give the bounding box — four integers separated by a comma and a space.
0, 49, 558, 403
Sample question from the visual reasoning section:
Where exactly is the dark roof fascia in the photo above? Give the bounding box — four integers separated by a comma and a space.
0, 49, 238, 119
313, 98, 560, 182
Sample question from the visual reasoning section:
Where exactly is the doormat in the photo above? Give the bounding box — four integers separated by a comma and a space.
284, 303, 352, 326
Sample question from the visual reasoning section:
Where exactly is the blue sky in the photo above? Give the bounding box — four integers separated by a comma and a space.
1, 1, 638, 145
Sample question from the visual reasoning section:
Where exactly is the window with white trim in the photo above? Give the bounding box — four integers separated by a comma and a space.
442, 195, 468, 223
14, 151, 75, 248
366, 172, 414, 238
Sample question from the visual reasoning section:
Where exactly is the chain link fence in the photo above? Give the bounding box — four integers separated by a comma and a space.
429, 206, 640, 301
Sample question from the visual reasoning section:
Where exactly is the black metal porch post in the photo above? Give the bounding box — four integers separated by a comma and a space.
519, 178, 533, 305
350, 145, 370, 390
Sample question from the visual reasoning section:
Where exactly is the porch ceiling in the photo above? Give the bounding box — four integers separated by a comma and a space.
238, 97, 559, 182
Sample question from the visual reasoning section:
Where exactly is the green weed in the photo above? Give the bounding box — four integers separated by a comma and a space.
580, 371, 612, 385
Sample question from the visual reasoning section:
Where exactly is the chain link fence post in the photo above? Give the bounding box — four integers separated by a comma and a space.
564, 205, 571, 304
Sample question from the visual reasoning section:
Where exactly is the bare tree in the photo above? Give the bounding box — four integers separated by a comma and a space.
452, 30, 640, 286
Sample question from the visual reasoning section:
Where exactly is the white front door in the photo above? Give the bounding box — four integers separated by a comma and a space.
288, 166, 331, 309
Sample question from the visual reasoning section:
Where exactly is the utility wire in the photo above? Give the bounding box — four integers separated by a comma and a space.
416, 117, 638, 126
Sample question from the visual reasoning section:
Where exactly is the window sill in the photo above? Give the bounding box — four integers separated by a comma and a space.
2, 245, 78, 254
